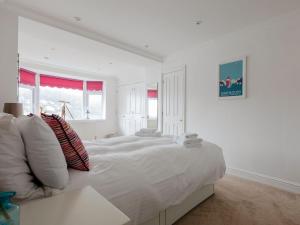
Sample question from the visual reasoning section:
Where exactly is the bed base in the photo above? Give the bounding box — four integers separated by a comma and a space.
140, 184, 214, 225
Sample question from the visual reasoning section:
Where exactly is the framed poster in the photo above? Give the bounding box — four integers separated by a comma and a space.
218, 57, 246, 99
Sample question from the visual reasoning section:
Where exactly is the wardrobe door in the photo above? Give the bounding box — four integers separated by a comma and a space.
131, 84, 146, 134
118, 83, 147, 135
118, 86, 132, 135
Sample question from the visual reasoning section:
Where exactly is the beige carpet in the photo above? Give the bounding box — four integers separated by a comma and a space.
174, 175, 300, 225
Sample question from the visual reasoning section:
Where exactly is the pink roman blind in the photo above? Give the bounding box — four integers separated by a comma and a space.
147, 89, 158, 98
19, 68, 36, 86
40, 75, 83, 90
87, 81, 103, 91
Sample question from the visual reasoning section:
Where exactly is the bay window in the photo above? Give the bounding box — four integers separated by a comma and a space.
18, 68, 105, 120
39, 86, 84, 120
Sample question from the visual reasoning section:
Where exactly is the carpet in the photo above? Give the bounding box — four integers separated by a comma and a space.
174, 175, 300, 225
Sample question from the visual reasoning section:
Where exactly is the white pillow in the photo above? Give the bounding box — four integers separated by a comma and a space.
16, 115, 69, 189
0, 114, 42, 199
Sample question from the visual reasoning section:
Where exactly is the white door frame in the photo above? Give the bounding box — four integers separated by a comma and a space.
161, 65, 186, 135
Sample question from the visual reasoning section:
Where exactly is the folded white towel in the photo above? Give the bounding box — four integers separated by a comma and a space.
175, 135, 202, 143
175, 136, 203, 146
182, 133, 198, 139
135, 131, 162, 137
184, 142, 203, 148
139, 128, 157, 133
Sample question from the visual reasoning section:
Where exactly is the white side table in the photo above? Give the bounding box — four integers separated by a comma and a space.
20, 186, 130, 225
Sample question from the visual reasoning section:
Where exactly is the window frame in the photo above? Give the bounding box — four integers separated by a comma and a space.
83, 80, 106, 120
147, 98, 158, 120
18, 83, 35, 115
86, 91, 105, 120
18, 73, 105, 121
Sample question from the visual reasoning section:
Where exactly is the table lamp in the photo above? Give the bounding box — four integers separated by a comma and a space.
3, 103, 23, 117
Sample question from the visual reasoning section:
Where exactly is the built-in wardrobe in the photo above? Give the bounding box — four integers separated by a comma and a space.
118, 82, 159, 135
118, 65, 185, 136
118, 83, 147, 135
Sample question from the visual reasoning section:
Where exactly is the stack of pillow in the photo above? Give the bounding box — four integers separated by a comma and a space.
0, 113, 89, 201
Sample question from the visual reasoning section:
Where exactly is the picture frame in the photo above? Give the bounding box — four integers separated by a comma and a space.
218, 56, 247, 99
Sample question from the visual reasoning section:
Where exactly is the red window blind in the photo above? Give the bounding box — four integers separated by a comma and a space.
40, 75, 83, 90
87, 81, 103, 91
147, 89, 158, 98
19, 68, 36, 86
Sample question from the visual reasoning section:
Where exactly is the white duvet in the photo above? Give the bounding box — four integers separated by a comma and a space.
64, 136, 226, 225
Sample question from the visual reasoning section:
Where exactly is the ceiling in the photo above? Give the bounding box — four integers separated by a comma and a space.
3, 0, 300, 60
18, 17, 158, 79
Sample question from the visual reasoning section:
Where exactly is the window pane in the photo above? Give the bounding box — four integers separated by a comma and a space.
40, 86, 83, 120
19, 86, 34, 115
88, 93, 102, 119
148, 99, 158, 119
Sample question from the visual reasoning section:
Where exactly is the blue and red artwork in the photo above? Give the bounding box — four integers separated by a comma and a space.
219, 59, 245, 98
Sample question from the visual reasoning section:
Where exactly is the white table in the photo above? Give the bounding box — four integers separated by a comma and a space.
20, 186, 130, 225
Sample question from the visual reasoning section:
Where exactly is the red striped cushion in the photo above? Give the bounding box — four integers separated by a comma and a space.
41, 113, 89, 171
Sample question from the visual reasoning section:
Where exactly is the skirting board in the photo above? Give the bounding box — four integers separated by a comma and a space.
227, 167, 300, 194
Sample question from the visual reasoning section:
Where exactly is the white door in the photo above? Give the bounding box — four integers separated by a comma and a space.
162, 67, 186, 136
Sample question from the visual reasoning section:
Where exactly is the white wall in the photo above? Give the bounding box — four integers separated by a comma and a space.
0, 7, 18, 109
117, 67, 146, 85
163, 10, 300, 187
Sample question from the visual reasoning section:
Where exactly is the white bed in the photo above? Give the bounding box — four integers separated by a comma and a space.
63, 136, 226, 225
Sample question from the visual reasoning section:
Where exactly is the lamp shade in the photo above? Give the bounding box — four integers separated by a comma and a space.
3, 103, 23, 117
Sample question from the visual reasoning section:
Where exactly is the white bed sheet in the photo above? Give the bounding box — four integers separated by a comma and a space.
64, 136, 226, 225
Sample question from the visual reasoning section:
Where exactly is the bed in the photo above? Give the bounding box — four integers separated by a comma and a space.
62, 136, 226, 225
